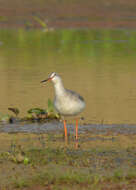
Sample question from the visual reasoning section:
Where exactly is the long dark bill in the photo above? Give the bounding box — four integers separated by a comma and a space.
40, 78, 52, 83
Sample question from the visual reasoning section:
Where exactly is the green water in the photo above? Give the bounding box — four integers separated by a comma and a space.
0, 29, 136, 124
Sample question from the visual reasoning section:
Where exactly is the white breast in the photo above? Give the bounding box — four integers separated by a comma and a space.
54, 90, 85, 116
52, 75, 85, 116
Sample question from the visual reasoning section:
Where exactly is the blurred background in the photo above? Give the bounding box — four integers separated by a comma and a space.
0, 0, 136, 124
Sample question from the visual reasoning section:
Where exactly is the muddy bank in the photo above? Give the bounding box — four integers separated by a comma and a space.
0, 0, 136, 29
1, 122, 136, 135
0, 127, 136, 189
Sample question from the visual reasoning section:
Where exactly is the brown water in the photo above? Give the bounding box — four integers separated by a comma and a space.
0, 29, 136, 124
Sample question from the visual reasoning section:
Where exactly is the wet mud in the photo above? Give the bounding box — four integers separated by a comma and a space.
1, 122, 136, 135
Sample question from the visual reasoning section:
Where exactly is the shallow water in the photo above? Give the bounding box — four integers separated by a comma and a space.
1, 122, 136, 135
0, 29, 136, 124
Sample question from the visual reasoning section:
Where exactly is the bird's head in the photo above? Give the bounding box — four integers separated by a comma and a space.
41, 72, 62, 85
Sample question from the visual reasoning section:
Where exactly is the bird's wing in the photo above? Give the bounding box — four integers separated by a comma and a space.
65, 89, 85, 102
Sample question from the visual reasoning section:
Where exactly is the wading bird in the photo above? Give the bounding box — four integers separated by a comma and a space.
41, 72, 85, 142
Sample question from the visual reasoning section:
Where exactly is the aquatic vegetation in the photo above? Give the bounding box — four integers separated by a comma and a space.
27, 108, 47, 120
0, 113, 11, 122
8, 107, 20, 116
47, 98, 54, 113
26, 99, 60, 121
0, 99, 61, 124
33, 16, 48, 29
47, 99, 60, 119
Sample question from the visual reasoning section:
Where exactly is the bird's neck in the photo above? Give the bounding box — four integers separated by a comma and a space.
53, 81, 65, 96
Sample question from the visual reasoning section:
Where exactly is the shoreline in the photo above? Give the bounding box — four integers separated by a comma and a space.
0, 0, 136, 29
1, 122, 136, 134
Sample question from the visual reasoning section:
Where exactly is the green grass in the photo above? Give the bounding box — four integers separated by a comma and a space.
12, 165, 136, 189
0, 132, 136, 189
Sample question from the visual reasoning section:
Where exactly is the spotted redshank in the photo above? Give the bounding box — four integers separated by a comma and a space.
41, 72, 85, 141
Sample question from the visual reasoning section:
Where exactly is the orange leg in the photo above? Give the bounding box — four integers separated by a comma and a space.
76, 119, 78, 141
63, 120, 68, 142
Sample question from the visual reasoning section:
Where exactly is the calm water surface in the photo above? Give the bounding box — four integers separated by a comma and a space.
0, 29, 136, 124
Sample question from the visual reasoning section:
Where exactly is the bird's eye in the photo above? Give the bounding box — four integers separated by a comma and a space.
50, 72, 56, 79
52, 73, 56, 77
